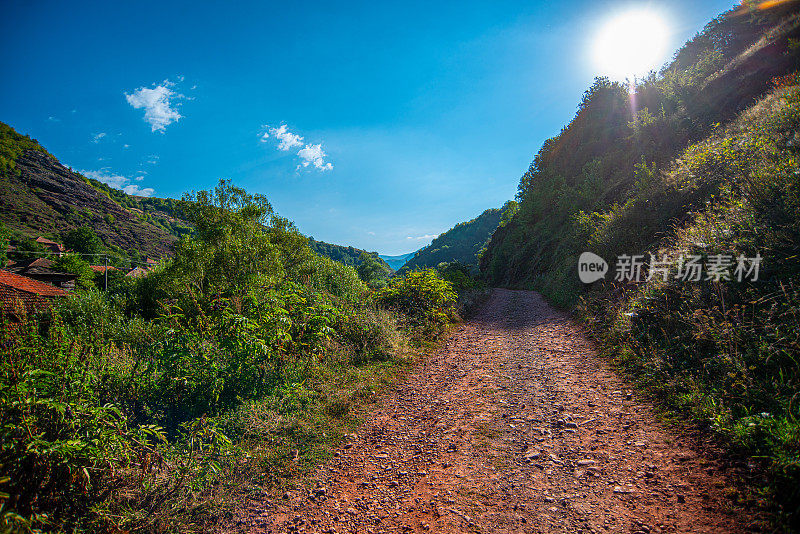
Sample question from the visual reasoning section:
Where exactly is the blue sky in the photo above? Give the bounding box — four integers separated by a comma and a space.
1, 0, 733, 254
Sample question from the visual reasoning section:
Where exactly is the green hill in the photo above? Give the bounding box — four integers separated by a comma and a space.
480, 1, 800, 524
308, 238, 392, 271
400, 202, 517, 273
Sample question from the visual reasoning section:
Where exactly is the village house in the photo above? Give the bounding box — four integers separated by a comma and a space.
35, 236, 67, 256
125, 266, 150, 278
90, 265, 118, 274
0, 270, 68, 323
5, 258, 77, 291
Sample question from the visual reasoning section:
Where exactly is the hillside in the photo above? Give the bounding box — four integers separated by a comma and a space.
400, 202, 517, 273
309, 238, 392, 271
0, 122, 179, 259
482, 2, 800, 294
480, 1, 800, 525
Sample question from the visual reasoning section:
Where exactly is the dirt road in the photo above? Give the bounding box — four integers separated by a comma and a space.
245, 289, 751, 533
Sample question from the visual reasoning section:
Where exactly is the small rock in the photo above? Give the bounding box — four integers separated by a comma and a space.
524, 449, 541, 461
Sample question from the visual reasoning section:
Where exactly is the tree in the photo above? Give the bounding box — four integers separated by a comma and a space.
54, 254, 95, 290
10, 235, 47, 261
63, 227, 102, 256
356, 251, 390, 288
171, 179, 314, 298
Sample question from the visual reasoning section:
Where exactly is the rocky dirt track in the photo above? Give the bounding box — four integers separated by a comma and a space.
244, 289, 752, 533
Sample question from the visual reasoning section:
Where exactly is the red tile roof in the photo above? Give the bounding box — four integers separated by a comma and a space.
35, 236, 66, 253
7, 257, 54, 271
90, 265, 118, 273
126, 266, 150, 278
0, 270, 68, 297
36, 236, 59, 246
0, 270, 67, 320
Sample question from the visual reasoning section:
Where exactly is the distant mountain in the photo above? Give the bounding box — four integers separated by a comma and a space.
399, 202, 517, 272
0, 122, 181, 260
309, 238, 392, 271
379, 252, 416, 271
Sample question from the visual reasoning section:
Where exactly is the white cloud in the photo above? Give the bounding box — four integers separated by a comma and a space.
261, 124, 304, 150
260, 124, 332, 171
91, 132, 107, 143
297, 143, 332, 171
406, 234, 438, 240
47, 116, 60, 122
122, 144, 130, 149
125, 79, 184, 132
123, 185, 155, 197
80, 168, 155, 197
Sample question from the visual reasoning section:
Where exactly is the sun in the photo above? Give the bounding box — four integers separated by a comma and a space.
593, 9, 669, 81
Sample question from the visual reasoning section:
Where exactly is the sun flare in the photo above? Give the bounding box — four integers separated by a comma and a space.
593, 9, 669, 81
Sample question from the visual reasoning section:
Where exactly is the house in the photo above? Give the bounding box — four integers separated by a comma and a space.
0, 270, 67, 322
6, 258, 77, 291
90, 265, 118, 274
35, 236, 67, 256
126, 266, 150, 278
5, 244, 17, 265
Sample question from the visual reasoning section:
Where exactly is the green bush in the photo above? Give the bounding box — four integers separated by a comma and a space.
0, 312, 233, 533
376, 269, 456, 335
53, 254, 96, 290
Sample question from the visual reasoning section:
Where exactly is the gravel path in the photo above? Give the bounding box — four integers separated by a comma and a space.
243, 289, 751, 533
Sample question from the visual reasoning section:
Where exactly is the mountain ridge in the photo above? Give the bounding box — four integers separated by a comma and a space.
399, 202, 517, 273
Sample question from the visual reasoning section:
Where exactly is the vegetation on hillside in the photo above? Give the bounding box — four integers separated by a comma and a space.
480, 1, 800, 526
356, 251, 392, 288
80, 177, 193, 243
400, 201, 518, 274
0, 180, 464, 533
308, 238, 392, 272
0, 121, 180, 262
0, 122, 51, 176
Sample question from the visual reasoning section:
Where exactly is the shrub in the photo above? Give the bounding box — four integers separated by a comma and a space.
53, 254, 96, 290
62, 227, 102, 256
376, 269, 456, 335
